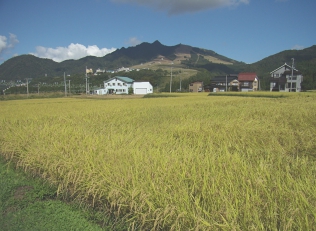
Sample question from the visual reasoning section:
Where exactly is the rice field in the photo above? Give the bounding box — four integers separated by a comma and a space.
1, 92, 316, 230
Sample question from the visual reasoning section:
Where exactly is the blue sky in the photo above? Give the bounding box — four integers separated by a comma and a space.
0, 0, 315, 64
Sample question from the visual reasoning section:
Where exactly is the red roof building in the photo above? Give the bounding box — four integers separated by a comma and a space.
238, 73, 259, 91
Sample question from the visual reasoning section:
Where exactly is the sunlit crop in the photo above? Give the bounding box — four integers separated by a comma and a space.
1, 92, 316, 230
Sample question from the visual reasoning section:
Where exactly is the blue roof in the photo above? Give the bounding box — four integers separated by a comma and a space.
104, 76, 134, 83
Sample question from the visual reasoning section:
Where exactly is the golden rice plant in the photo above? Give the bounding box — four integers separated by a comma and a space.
0, 92, 316, 230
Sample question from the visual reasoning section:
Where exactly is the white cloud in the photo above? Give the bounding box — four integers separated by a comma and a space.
32, 43, 117, 62
8, 33, 19, 48
111, 0, 249, 14
0, 33, 19, 55
0, 35, 7, 54
126, 37, 141, 46
292, 45, 304, 50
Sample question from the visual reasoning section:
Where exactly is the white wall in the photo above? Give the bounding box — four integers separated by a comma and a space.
133, 82, 153, 94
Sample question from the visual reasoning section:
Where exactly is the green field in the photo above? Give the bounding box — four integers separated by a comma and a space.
1, 92, 316, 230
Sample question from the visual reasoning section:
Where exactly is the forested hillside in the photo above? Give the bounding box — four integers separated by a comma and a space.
0, 41, 315, 92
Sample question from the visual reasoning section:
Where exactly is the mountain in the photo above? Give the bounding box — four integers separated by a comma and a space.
0, 40, 241, 81
0, 41, 315, 90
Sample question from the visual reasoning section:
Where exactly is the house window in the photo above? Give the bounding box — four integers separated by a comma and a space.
113, 83, 115, 86
108, 83, 111, 86
243, 82, 249, 86
122, 89, 125, 92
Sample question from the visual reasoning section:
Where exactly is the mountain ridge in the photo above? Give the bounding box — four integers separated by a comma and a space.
0, 41, 315, 90
0, 40, 241, 80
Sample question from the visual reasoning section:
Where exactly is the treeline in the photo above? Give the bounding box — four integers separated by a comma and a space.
3, 68, 204, 94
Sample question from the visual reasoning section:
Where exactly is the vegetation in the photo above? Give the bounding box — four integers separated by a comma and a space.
208, 91, 288, 98
1, 92, 316, 230
1, 42, 316, 91
0, 156, 129, 230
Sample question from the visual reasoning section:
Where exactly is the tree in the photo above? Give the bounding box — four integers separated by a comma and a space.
128, 87, 134, 94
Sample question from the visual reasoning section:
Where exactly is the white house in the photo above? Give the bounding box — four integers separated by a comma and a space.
133, 82, 153, 94
270, 63, 303, 92
103, 76, 134, 94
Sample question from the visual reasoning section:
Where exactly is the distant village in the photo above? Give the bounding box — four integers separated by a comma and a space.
93, 62, 303, 95
1, 62, 303, 95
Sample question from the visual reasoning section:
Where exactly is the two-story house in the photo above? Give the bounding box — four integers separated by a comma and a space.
189, 82, 203, 92
270, 63, 303, 92
238, 73, 259, 92
103, 76, 134, 94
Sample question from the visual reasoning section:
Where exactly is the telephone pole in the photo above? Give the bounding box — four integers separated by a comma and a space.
68, 80, 71, 95
25, 78, 29, 98
170, 66, 173, 93
64, 72, 67, 96
85, 66, 89, 94
290, 58, 294, 92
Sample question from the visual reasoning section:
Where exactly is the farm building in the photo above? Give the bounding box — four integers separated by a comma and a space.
133, 82, 153, 94
94, 88, 107, 95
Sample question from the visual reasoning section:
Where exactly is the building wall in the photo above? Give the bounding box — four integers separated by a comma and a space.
189, 82, 203, 92
239, 78, 258, 91
284, 74, 303, 92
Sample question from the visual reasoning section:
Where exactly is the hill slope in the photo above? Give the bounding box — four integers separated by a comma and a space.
0, 42, 315, 90
0, 41, 240, 81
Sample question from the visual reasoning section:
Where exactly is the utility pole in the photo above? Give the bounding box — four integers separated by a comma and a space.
85, 66, 89, 94
226, 75, 227, 92
68, 80, 71, 95
170, 66, 173, 93
87, 78, 90, 94
179, 76, 182, 92
37, 83, 40, 95
64, 72, 67, 96
290, 58, 294, 92
25, 78, 29, 98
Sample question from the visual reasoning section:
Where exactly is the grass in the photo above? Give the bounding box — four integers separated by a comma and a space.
0, 92, 66, 101
0, 156, 108, 230
1, 92, 316, 230
142, 93, 180, 98
208, 91, 288, 98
